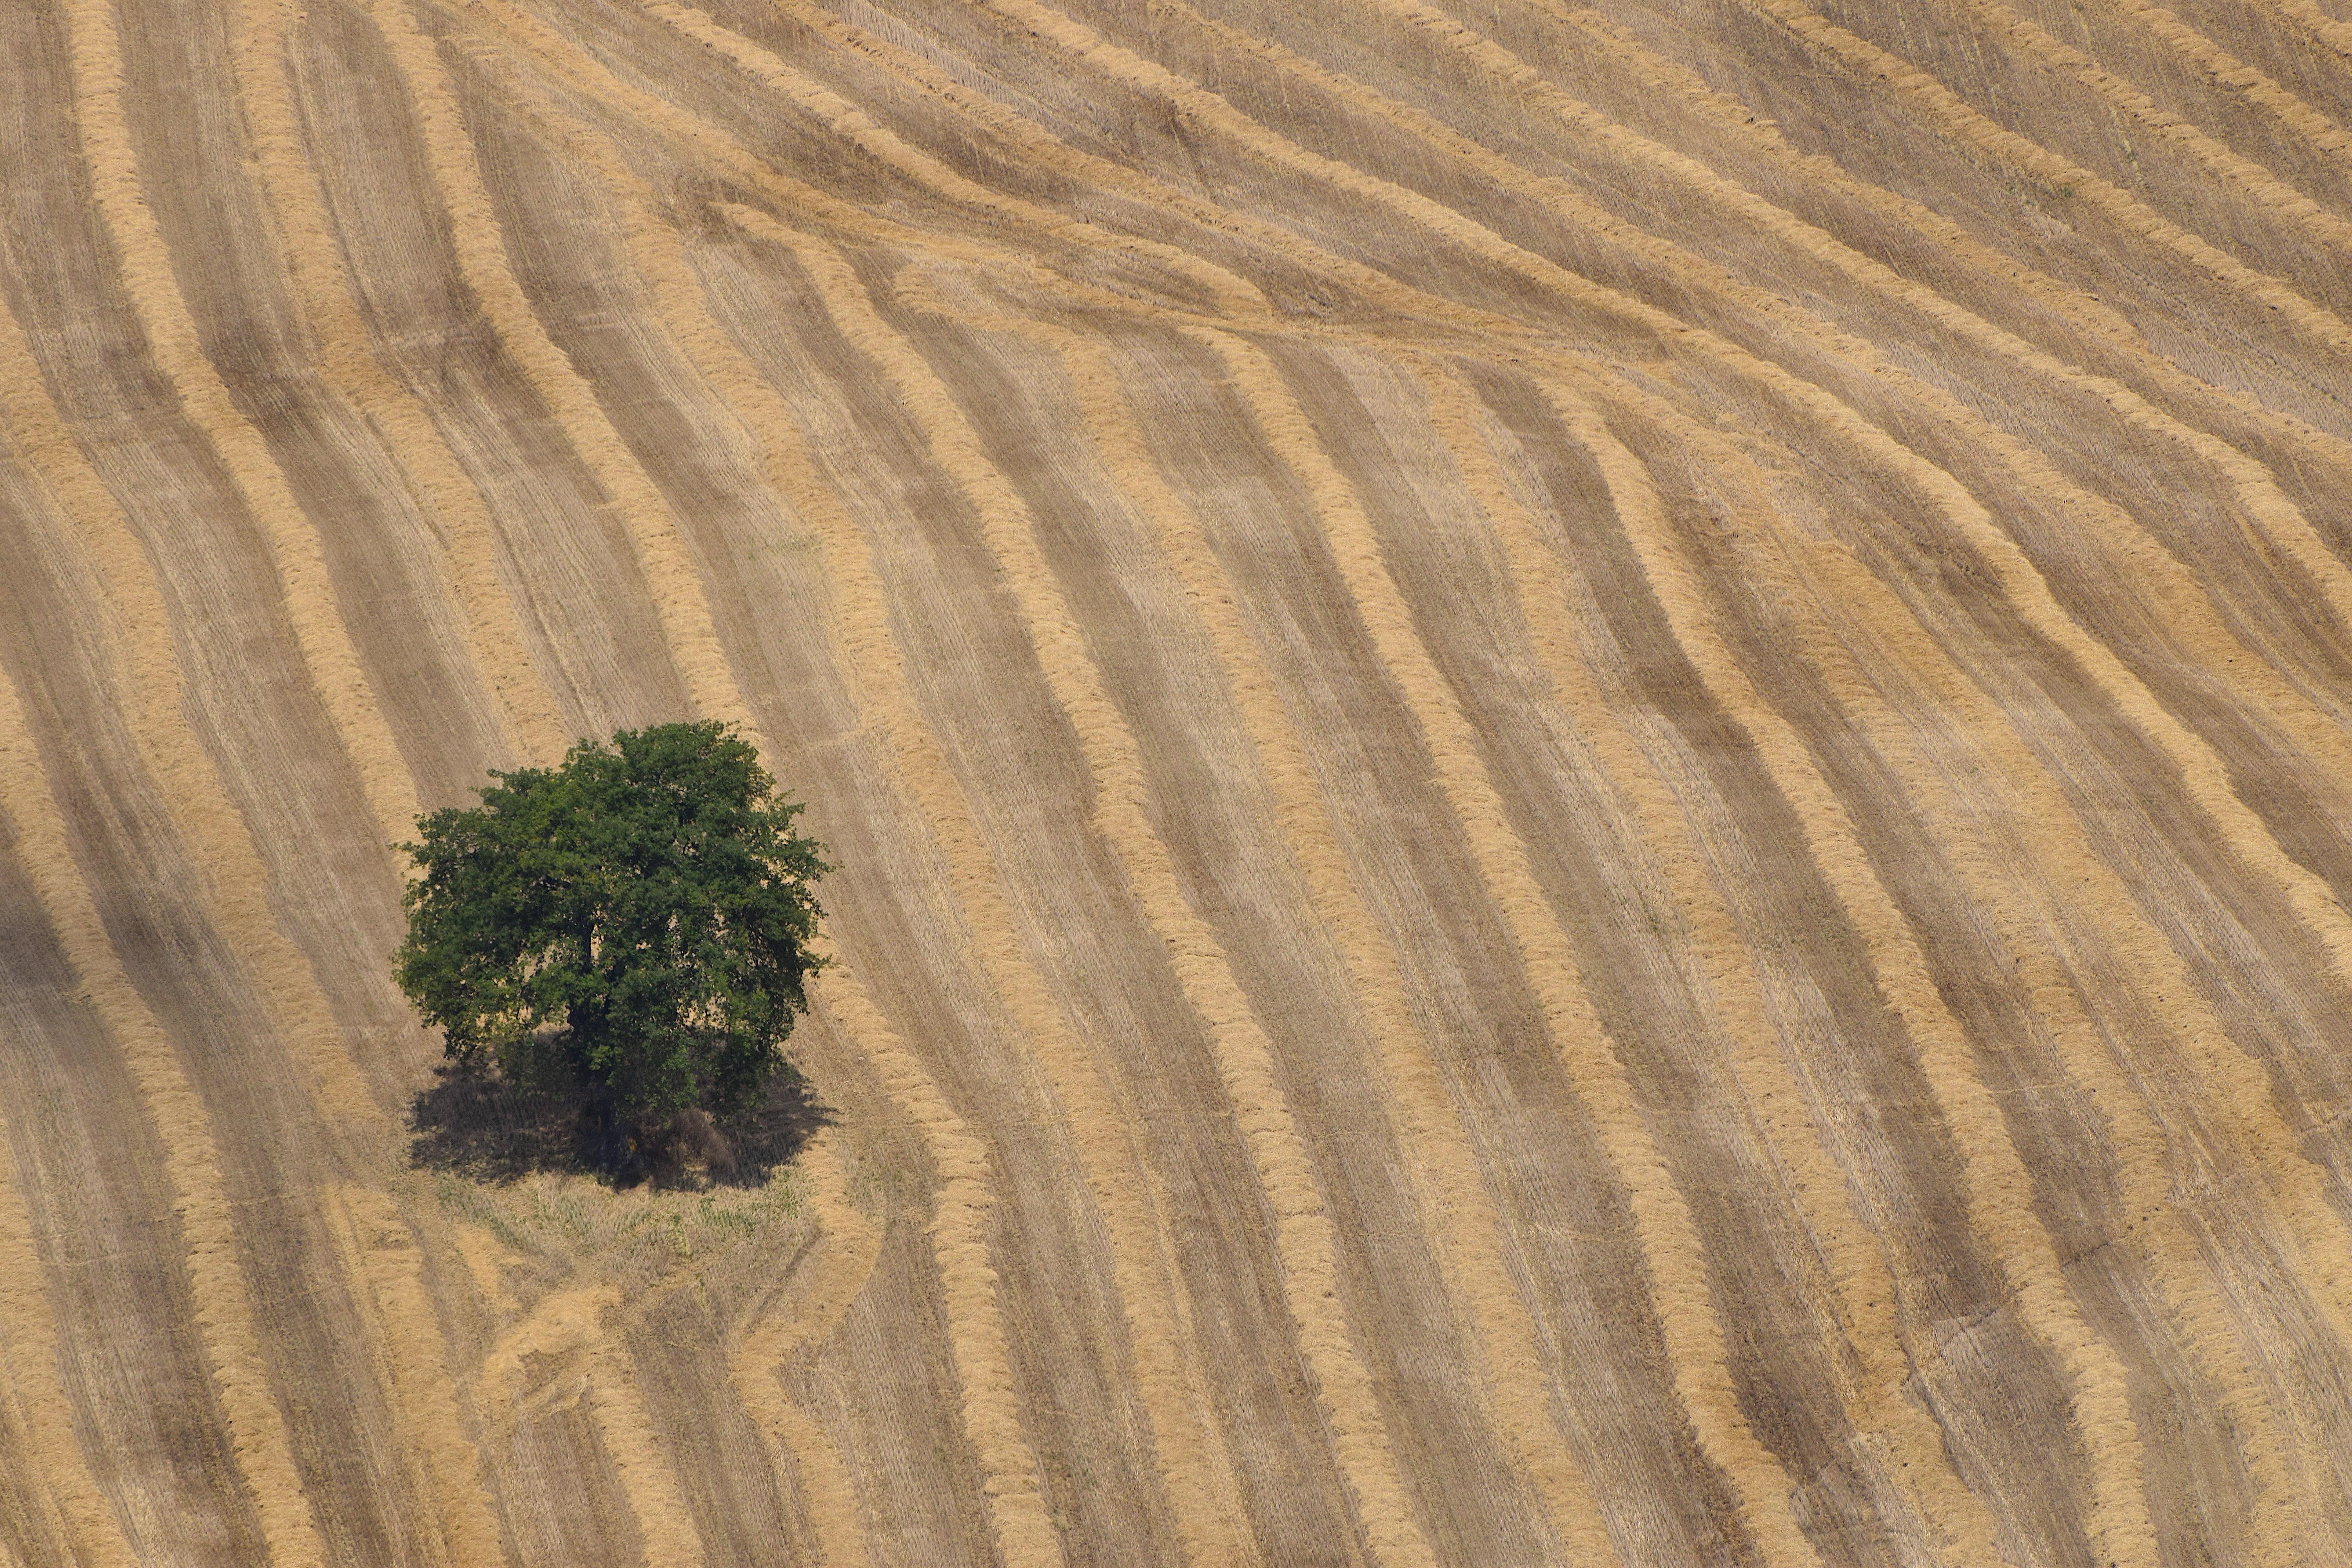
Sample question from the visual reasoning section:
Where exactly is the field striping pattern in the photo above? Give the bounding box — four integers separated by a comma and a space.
1, 0, 2351, 1559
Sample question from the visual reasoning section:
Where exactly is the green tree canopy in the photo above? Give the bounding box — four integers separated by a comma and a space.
394, 722, 828, 1160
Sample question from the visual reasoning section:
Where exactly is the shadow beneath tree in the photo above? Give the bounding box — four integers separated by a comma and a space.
407, 1065, 833, 1190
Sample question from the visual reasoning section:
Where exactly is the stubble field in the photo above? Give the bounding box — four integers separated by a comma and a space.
5, 0, 2352, 1562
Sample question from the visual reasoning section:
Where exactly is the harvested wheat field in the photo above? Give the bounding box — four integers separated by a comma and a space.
9, 0, 2352, 1561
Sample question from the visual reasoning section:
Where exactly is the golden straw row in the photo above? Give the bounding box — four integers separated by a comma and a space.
1540, 382, 2167, 1568
0, 648, 328, 1568
511, 58, 1244, 1551
1349, 0, 2352, 717
515, 15, 2333, 1561
1192, 328, 1828, 1568
768, 220, 1440, 1565
64, 0, 418, 844
921, 0, 2352, 1012
1582, 377, 2309, 1562
893, 256, 1617, 1559
728, 1133, 881, 1568
373, 6, 1160, 1557
1725, 0, 2352, 350
1417, 361, 2018, 1567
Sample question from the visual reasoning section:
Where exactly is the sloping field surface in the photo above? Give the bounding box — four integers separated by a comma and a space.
5, 0, 2352, 1561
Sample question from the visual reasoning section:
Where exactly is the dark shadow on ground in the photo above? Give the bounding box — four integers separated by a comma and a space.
407, 1065, 833, 1190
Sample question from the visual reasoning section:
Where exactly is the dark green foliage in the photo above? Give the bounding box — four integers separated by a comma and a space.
395, 723, 828, 1154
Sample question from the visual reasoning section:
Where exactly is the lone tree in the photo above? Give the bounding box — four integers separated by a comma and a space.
394, 721, 828, 1171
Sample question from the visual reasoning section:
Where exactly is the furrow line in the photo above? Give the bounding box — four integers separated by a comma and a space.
1238, 36, 2352, 1024
755, 1399, 869, 1568
368, 0, 755, 739
0, 207, 391, 1145
1951, 0, 2352, 256
1524, 1, 2134, 348
2104, 0, 2352, 157
418, 0, 1258, 324
637, 0, 1264, 314
1028, 311, 1614, 1565
62, 0, 420, 844
430, 0, 947, 261
770, 0, 2352, 1034
484, 60, 1220, 1547
1077, 351, 1613, 1564
1725, 0, 2352, 350
886, 247, 1599, 1558
367, 9, 873, 1558
218, 18, 557, 1545
546, 116, 1124, 1561
233, 0, 570, 765
730, 1135, 879, 1568
5, 235, 477, 1568
2257, 0, 2352, 61
778, 224, 1438, 1568
1713, 345, 2352, 1000
583, 1336, 709, 1568
478, 0, 1621, 374
704, 201, 1261, 1566
632, 0, 1579, 353
7, 200, 421, 1103
0, 655, 328, 1568
756, 0, 2352, 767
1013, 0, 2349, 383
1030, 0, 2352, 1439
1196, 328, 1824, 1568
628, 0, 1544, 344
324, 1186, 510, 1568
759, 0, 1287, 310
1419, 363, 2012, 1568
814, 971, 1063, 1565
998, 0, 2352, 857
1597, 365, 2312, 1556
0, 1335, 73, 1566
1537, 379, 2165, 1568
258, 0, 2352, 1232
1735, 434, 2352, 1472
548, 0, 2352, 682
1760, 521, 2315, 1566
473, 1279, 701, 1561
484, 0, 1576, 410
1354, 0, 2352, 718
1542, 1, 2352, 678
0, 1124, 138, 1568
980, 0, 1679, 342
3, 75, 462, 1544
396, 29, 1096, 1549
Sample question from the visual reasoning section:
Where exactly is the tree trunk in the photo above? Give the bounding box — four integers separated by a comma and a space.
592, 1089, 626, 1172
